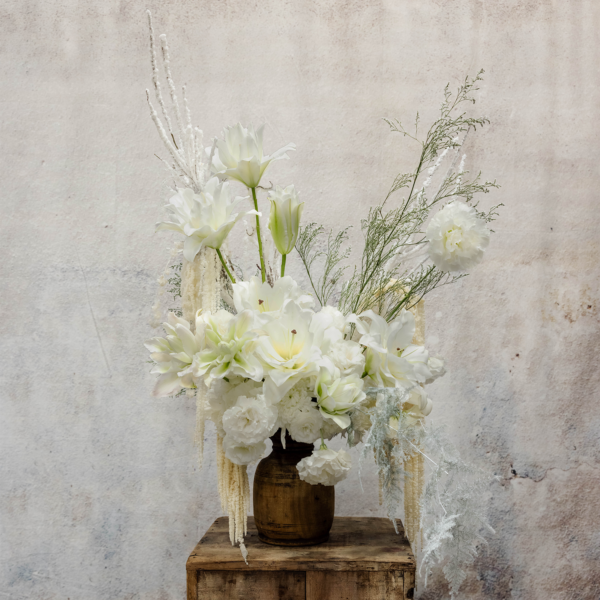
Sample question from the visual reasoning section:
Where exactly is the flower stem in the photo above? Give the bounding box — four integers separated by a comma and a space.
281, 254, 287, 278
251, 187, 266, 283
319, 428, 327, 450
216, 248, 236, 283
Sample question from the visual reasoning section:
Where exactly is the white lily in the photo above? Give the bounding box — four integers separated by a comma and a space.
144, 312, 203, 397
314, 367, 366, 429
209, 123, 295, 189
255, 301, 323, 404
232, 275, 314, 324
190, 309, 262, 386
155, 177, 257, 261
356, 309, 432, 388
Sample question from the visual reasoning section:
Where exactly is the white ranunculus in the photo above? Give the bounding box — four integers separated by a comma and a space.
312, 305, 351, 335
255, 301, 323, 404
268, 185, 304, 256
222, 435, 271, 466
327, 339, 365, 377
297, 448, 352, 486
190, 309, 262, 386
314, 368, 366, 429
356, 310, 432, 388
425, 355, 446, 384
144, 312, 204, 397
232, 275, 313, 324
210, 123, 295, 189
156, 178, 257, 261
222, 395, 278, 445
287, 406, 324, 444
426, 200, 490, 272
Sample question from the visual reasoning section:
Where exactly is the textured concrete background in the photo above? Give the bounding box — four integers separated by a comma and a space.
1, 0, 599, 598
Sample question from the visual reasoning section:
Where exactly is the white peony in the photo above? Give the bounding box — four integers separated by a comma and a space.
210, 123, 295, 189
314, 368, 366, 429
426, 200, 490, 272
222, 435, 271, 466
297, 448, 352, 486
222, 395, 278, 445
155, 178, 257, 261
287, 406, 324, 444
144, 312, 203, 397
232, 275, 313, 324
191, 309, 262, 386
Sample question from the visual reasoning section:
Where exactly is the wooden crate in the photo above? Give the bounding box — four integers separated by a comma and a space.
187, 516, 416, 600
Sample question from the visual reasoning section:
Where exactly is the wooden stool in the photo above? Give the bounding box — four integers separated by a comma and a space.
187, 516, 416, 600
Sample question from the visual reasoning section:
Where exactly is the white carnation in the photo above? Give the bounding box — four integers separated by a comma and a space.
297, 448, 352, 486
222, 435, 271, 466
287, 406, 324, 444
206, 379, 261, 437
276, 381, 315, 427
426, 200, 490, 272
222, 395, 278, 445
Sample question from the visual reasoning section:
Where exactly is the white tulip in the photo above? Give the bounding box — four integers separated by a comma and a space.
155, 178, 257, 261
267, 185, 304, 256
426, 200, 490, 272
210, 123, 295, 189
144, 312, 203, 397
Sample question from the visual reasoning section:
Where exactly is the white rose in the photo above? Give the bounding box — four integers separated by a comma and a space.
328, 339, 365, 376
287, 407, 324, 444
425, 356, 446, 384
222, 395, 278, 445
222, 435, 272, 466
297, 448, 352, 486
426, 200, 490, 272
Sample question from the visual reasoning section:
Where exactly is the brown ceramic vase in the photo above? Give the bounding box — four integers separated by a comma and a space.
253, 429, 335, 546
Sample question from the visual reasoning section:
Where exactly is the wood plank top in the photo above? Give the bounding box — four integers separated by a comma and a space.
187, 517, 416, 572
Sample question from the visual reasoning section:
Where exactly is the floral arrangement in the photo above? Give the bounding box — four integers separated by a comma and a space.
143, 12, 501, 597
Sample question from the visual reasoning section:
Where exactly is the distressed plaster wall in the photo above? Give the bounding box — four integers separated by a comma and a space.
1, 0, 599, 598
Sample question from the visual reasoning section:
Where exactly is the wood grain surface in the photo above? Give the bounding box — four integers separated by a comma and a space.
197, 571, 306, 600
306, 571, 404, 599
253, 430, 335, 546
187, 516, 415, 573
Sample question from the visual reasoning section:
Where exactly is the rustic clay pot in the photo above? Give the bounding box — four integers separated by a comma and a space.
253, 429, 335, 546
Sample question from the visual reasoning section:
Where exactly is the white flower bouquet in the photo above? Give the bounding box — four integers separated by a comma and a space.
144, 13, 501, 597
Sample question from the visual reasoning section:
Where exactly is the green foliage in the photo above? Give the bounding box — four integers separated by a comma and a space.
168, 261, 182, 299
295, 223, 351, 307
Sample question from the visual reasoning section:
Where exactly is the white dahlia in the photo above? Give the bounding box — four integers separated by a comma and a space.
426, 201, 490, 272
